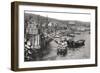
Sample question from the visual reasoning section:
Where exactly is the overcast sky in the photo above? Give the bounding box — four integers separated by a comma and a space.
25, 10, 91, 22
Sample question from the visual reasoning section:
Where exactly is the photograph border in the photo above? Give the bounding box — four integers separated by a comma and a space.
11, 1, 98, 71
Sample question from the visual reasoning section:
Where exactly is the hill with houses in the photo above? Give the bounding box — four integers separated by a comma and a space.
24, 13, 90, 34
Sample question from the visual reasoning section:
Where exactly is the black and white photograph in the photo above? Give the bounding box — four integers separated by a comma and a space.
11, 2, 97, 71
24, 10, 91, 61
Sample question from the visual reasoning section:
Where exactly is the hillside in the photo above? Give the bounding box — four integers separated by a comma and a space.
24, 13, 90, 32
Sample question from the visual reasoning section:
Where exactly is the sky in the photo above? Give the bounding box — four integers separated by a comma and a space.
25, 10, 91, 22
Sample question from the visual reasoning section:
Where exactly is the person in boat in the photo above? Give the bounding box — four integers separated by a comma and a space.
57, 37, 68, 56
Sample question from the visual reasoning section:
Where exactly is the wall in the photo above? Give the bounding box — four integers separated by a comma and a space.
0, 0, 99, 73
